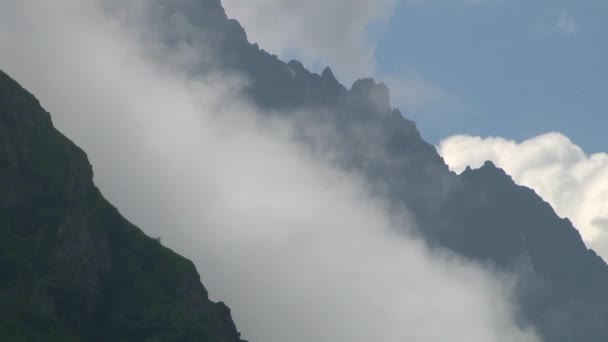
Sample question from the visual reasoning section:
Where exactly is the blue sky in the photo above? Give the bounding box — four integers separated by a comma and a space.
375, 0, 608, 153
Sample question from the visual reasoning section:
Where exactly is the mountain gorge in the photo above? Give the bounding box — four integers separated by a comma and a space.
1, 0, 608, 341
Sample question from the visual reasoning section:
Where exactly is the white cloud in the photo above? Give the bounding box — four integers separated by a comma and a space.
554, 12, 578, 36
0, 1, 540, 341
439, 133, 608, 258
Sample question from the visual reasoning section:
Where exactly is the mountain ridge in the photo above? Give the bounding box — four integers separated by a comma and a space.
0, 68, 245, 341
174, 1, 608, 340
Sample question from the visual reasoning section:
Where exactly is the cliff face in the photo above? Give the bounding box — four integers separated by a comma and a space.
0, 69, 244, 341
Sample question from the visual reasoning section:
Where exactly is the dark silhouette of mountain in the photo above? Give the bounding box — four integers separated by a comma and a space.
0, 69, 245, 341
146, 1, 608, 341
2, 0, 608, 341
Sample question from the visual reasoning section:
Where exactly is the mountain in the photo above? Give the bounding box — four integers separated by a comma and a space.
2, 0, 608, 341
147, 1, 608, 341
0, 69, 245, 341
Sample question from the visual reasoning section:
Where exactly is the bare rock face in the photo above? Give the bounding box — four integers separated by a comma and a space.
0, 69, 245, 341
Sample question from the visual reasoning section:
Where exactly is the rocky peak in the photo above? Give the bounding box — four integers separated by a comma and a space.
350, 78, 391, 113
321, 67, 339, 85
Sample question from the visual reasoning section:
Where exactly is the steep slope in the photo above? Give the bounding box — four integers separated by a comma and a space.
147, 1, 608, 341
0, 70, 245, 341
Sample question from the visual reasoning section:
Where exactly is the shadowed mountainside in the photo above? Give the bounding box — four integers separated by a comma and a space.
0, 69, 245, 341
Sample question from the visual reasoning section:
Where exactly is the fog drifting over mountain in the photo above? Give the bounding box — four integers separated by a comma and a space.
0, 1, 539, 341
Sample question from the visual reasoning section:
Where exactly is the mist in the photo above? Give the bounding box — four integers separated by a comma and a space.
0, 1, 539, 341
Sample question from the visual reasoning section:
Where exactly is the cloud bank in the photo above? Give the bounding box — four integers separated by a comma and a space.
439, 133, 608, 258
0, 1, 539, 341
